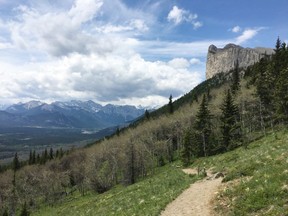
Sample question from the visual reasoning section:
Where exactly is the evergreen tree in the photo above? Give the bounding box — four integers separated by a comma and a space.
181, 129, 193, 166
220, 90, 241, 151
126, 142, 136, 185
273, 37, 282, 78
12, 153, 20, 172
28, 150, 33, 165
231, 60, 240, 95
275, 68, 288, 122
49, 148, 54, 160
2, 208, 8, 216
32, 150, 36, 164
255, 58, 272, 107
144, 110, 150, 120
168, 94, 174, 114
40, 148, 48, 164
275, 36, 281, 53
116, 128, 120, 136
20, 202, 29, 216
194, 94, 213, 157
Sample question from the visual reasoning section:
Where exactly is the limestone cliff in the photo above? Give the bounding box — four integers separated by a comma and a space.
206, 44, 274, 79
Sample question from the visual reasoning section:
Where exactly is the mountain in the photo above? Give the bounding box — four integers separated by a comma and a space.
2, 100, 146, 129
206, 43, 274, 79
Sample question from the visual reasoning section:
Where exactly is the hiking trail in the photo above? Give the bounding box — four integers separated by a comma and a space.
161, 168, 223, 216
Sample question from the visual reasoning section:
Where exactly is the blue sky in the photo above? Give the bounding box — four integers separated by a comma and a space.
0, 0, 287, 107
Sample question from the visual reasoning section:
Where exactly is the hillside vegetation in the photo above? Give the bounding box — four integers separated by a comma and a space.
33, 164, 199, 216
0, 37, 287, 216
33, 129, 288, 216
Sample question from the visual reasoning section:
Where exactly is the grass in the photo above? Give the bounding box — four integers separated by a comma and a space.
33, 163, 198, 216
33, 128, 288, 216
191, 128, 288, 215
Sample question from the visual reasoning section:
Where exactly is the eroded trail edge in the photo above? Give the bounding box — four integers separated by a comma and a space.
161, 168, 223, 216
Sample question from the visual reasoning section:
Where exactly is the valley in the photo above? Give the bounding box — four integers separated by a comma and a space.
0, 100, 146, 164
0, 126, 116, 163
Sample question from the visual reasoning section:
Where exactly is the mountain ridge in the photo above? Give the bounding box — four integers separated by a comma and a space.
1, 100, 146, 129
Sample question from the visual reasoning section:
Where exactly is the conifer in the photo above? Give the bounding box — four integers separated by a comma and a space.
181, 129, 193, 166
231, 60, 240, 95
49, 148, 54, 160
168, 94, 174, 114
194, 94, 213, 157
2, 208, 8, 216
20, 202, 29, 216
220, 90, 241, 151
12, 153, 20, 172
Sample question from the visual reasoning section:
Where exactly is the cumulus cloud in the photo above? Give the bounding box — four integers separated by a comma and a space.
190, 58, 202, 65
231, 26, 241, 33
168, 58, 190, 69
0, 53, 202, 107
167, 6, 202, 29
6, 0, 105, 57
3, 0, 264, 107
235, 28, 264, 44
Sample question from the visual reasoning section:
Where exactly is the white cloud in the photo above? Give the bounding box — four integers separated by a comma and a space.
192, 21, 203, 30
0, 0, 266, 108
0, 53, 202, 107
167, 5, 202, 29
136, 39, 230, 58
6, 0, 105, 56
235, 28, 264, 44
168, 58, 190, 69
231, 26, 241, 33
190, 58, 202, 65
95, 19, 148, 34
167, 6, 184, 25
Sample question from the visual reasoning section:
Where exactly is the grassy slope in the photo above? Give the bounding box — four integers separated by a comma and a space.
192, 128, 288, 215
34, 128, 288, 216
33, 164, 198, 216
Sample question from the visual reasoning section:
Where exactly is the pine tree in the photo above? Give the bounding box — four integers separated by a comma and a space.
32, 150, 36, 164
231, 60, 240, 95
168, 94, 174, 114
194, 95, 213, 157
2, 208, 8, 216
12, 153, 20, 172
273, 37, 282, 78
20, 202, 29, 216
181, 129, 193, 166
28, 150, 33, 165
116, 128, 120, 136
40, 148, 48, 164
220, 90, 241, 151
49, 148, 53, 160
255, 58, 272, 107
144, 110, 150, 120
275, 68, 288, 122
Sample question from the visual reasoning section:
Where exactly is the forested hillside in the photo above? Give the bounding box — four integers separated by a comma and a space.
0, 37, 287, 216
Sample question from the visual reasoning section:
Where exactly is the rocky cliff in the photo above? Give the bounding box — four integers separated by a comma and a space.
206, 44, 274, 79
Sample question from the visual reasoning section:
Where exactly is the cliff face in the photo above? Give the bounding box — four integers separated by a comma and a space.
206, 44, 274, 79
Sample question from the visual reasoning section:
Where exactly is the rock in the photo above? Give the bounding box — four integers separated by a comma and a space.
206, 44, 274, 79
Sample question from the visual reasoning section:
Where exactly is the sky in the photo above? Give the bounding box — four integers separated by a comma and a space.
0, 0, 287, 107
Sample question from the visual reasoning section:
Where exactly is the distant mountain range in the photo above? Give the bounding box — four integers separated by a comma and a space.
0, 100, 146, 129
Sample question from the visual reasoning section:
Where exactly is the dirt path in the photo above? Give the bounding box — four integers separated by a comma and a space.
161, 168, 223, 216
